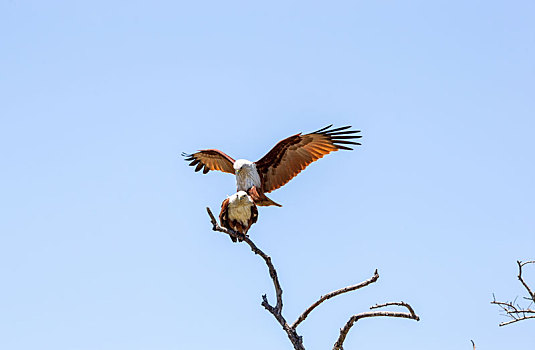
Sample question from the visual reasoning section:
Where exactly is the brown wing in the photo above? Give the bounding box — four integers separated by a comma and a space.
219, 197, 230, 226
219, 198, 237, 242
250, 203, 258, 225
182, 149, 235, 174
255, 125, 361, 193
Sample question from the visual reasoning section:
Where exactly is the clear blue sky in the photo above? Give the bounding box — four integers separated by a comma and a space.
1, 1, 534, 349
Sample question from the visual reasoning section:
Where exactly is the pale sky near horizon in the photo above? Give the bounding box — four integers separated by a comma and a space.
1, 1, 534, 349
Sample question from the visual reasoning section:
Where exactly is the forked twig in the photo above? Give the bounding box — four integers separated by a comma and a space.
491, 260, 535, 326
333, 302, 419, 350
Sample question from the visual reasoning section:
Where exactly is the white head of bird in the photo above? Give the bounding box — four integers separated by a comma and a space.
233, 159, 254, 173
229, 190, 253, 206
233, 159, 261, 191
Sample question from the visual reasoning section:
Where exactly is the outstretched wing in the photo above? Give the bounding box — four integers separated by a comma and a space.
255, 125, 361, 193
182, 149, 235, 174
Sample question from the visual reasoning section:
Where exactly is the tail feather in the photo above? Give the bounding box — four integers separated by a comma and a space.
247, 186, 282, 207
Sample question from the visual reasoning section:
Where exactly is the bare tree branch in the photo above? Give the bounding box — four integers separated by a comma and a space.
206, 207, 303, 350
291, 270, 380, 329
496, 315, 535, 326
518, 260, 535, 301
206, 207, 419, 350
370, 301, 419, 319
206, 207, 283, 311
471, 339, 476, 350
333, 302, 420, 350
492, 260, 535, 326
503, 309, 535, 314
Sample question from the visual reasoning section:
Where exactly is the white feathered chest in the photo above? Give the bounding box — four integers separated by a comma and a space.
236, 163, 261, 191
228, 202, 253, 226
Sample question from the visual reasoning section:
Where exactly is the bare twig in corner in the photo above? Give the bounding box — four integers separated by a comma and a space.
332, 302, 420, 350
491, 260, 535, 326
206, 207, 419, 350
471, 340, 476, 350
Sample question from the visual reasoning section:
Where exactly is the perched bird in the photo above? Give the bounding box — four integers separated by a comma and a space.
183, 125, 361, 207
219, 191, 258, 242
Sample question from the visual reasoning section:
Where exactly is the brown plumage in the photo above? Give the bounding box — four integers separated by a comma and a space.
182, 149, 235, 174
183, 125, 361, 206
219, 191, 258, 242
254, 125, 360, 193
246, 186, 282, 207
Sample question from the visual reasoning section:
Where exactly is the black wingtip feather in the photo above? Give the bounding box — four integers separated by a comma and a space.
331, 135, 362, 140
334, 140, 361, 145
310, 125, 362, 150
182, 152, 195, 161
312, 124, 334, 133
324, 125, 352, 134
328, 130, 361, 136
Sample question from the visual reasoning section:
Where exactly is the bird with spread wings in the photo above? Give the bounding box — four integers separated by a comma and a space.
182, 125, 361, 207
